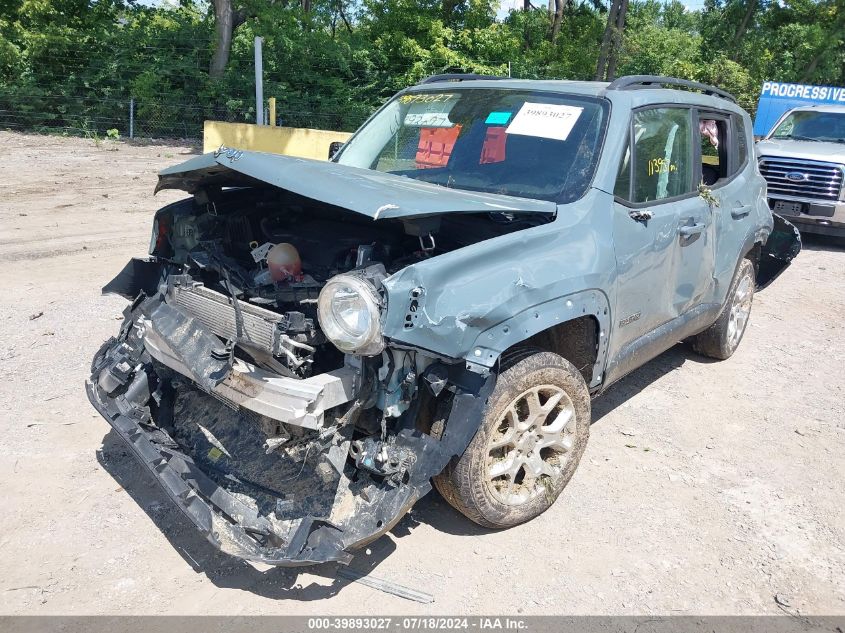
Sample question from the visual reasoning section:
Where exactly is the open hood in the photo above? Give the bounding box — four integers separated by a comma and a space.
156, 150, 557, 221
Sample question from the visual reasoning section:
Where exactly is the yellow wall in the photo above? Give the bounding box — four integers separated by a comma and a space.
203, 121, 352, 161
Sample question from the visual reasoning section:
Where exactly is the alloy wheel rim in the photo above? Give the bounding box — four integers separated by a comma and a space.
485, 385, 576, 506
727, 273, 753, 349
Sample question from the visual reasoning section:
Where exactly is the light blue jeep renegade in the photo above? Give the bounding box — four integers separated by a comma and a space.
87, 74, 800, 566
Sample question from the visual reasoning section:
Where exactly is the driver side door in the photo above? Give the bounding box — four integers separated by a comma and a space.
605, 106, 711, 385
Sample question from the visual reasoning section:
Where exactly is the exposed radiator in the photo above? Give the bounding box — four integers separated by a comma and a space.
167, 283, 282, 355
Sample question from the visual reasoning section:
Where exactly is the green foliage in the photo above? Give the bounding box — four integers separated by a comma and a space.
0, 0, 843, 137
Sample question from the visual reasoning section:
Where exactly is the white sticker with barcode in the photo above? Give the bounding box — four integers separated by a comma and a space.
506, 102, 583, 141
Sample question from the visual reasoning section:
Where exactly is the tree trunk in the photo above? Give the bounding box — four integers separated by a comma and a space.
550, 0, 567, 43
209, 0, 235, 79
595, 0, 627, 80
605, 0, 628, 80
337, 0, 353, 34
730, 0, 757, 61
595, 0, 620, 80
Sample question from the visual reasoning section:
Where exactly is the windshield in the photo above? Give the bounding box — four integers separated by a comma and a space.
771, 110, 845, 143
335, 88, 609, 203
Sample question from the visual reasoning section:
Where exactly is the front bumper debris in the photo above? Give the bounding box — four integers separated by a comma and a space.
87, 379, 351, 565
87, 288, 494, 567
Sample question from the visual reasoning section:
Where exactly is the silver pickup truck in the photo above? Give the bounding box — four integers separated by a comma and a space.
756, 105, 845, 237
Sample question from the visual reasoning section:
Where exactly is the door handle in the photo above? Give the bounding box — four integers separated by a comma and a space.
628, 209, 653, 222
731, 204, 752, 219
679, 222, 705, 238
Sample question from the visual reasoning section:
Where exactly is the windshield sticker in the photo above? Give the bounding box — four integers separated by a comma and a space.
506, 103, 583, 141
404, 96, 458, 128
399, 93, 456, 104
485, 111, 512, 125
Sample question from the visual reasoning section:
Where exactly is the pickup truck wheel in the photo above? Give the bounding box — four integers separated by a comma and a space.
692, 258, 755, 360
434, 350, 590, 529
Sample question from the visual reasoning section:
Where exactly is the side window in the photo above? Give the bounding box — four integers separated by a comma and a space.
698, 114, 729, 185
699, 112, 749, 186
614, 108, 694, 204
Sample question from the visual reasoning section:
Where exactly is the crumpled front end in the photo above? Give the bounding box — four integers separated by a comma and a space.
87, 264, 493, 566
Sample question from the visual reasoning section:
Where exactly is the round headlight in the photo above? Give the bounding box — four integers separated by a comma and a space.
317, 274, 384, 356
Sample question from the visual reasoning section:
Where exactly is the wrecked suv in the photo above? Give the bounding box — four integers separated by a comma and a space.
87, 74, 800, 566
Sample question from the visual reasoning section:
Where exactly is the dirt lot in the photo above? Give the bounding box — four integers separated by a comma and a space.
0, 131, 843, 616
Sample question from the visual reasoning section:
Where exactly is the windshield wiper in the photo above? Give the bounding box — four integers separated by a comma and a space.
776, 134, 818, 141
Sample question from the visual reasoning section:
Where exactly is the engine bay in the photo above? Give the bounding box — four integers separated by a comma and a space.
151, 186, 545, 379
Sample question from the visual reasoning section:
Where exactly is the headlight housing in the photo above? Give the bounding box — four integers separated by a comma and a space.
317, 274, 385, 356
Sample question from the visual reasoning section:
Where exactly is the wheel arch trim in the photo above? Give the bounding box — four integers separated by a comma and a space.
463, 289, 611, 389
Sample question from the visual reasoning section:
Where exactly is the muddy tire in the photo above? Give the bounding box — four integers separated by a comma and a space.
434, 349, 590, 529
691, 258, 755, 360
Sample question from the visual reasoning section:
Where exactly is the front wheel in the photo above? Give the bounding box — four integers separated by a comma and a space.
434, 350, 590, 529
691, 258, 755, 360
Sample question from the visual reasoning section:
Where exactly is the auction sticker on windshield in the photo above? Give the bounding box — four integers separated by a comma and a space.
403, 94, 459, 128
506, 102, 583, 141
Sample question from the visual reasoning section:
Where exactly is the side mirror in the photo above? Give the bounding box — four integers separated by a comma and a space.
328, 141, 344, 160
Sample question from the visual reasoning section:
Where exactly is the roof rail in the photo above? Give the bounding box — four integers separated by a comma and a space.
606, 75, 737, 103
417, 73, 506, 85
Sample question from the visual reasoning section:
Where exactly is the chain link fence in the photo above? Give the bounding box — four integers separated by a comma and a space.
0, 93, 240, 139
0, 58, 565, 140
0, 91, 375, 140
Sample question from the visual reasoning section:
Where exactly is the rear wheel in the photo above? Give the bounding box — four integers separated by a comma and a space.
434, 350, 590, 529
692, 258, 755, 360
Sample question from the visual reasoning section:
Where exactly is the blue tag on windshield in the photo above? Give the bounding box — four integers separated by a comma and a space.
485, 111, 512, 125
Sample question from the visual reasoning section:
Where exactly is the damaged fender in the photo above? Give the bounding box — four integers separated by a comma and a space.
382, 188, 615, 385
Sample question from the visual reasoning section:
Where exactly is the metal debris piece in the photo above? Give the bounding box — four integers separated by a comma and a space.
774, 592, 793, 608
336, 568, 434, 604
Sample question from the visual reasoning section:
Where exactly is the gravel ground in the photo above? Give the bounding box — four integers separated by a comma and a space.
0, 131, 843, 616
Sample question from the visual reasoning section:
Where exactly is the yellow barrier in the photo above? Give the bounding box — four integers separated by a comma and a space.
203, 121, 352, 161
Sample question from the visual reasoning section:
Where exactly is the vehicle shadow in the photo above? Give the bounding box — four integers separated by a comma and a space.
798, 233, 845, 253
408, 342, 698, 538
97, 429, 397, 600
391, 490, 489, 539
591, 342, 695, 423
